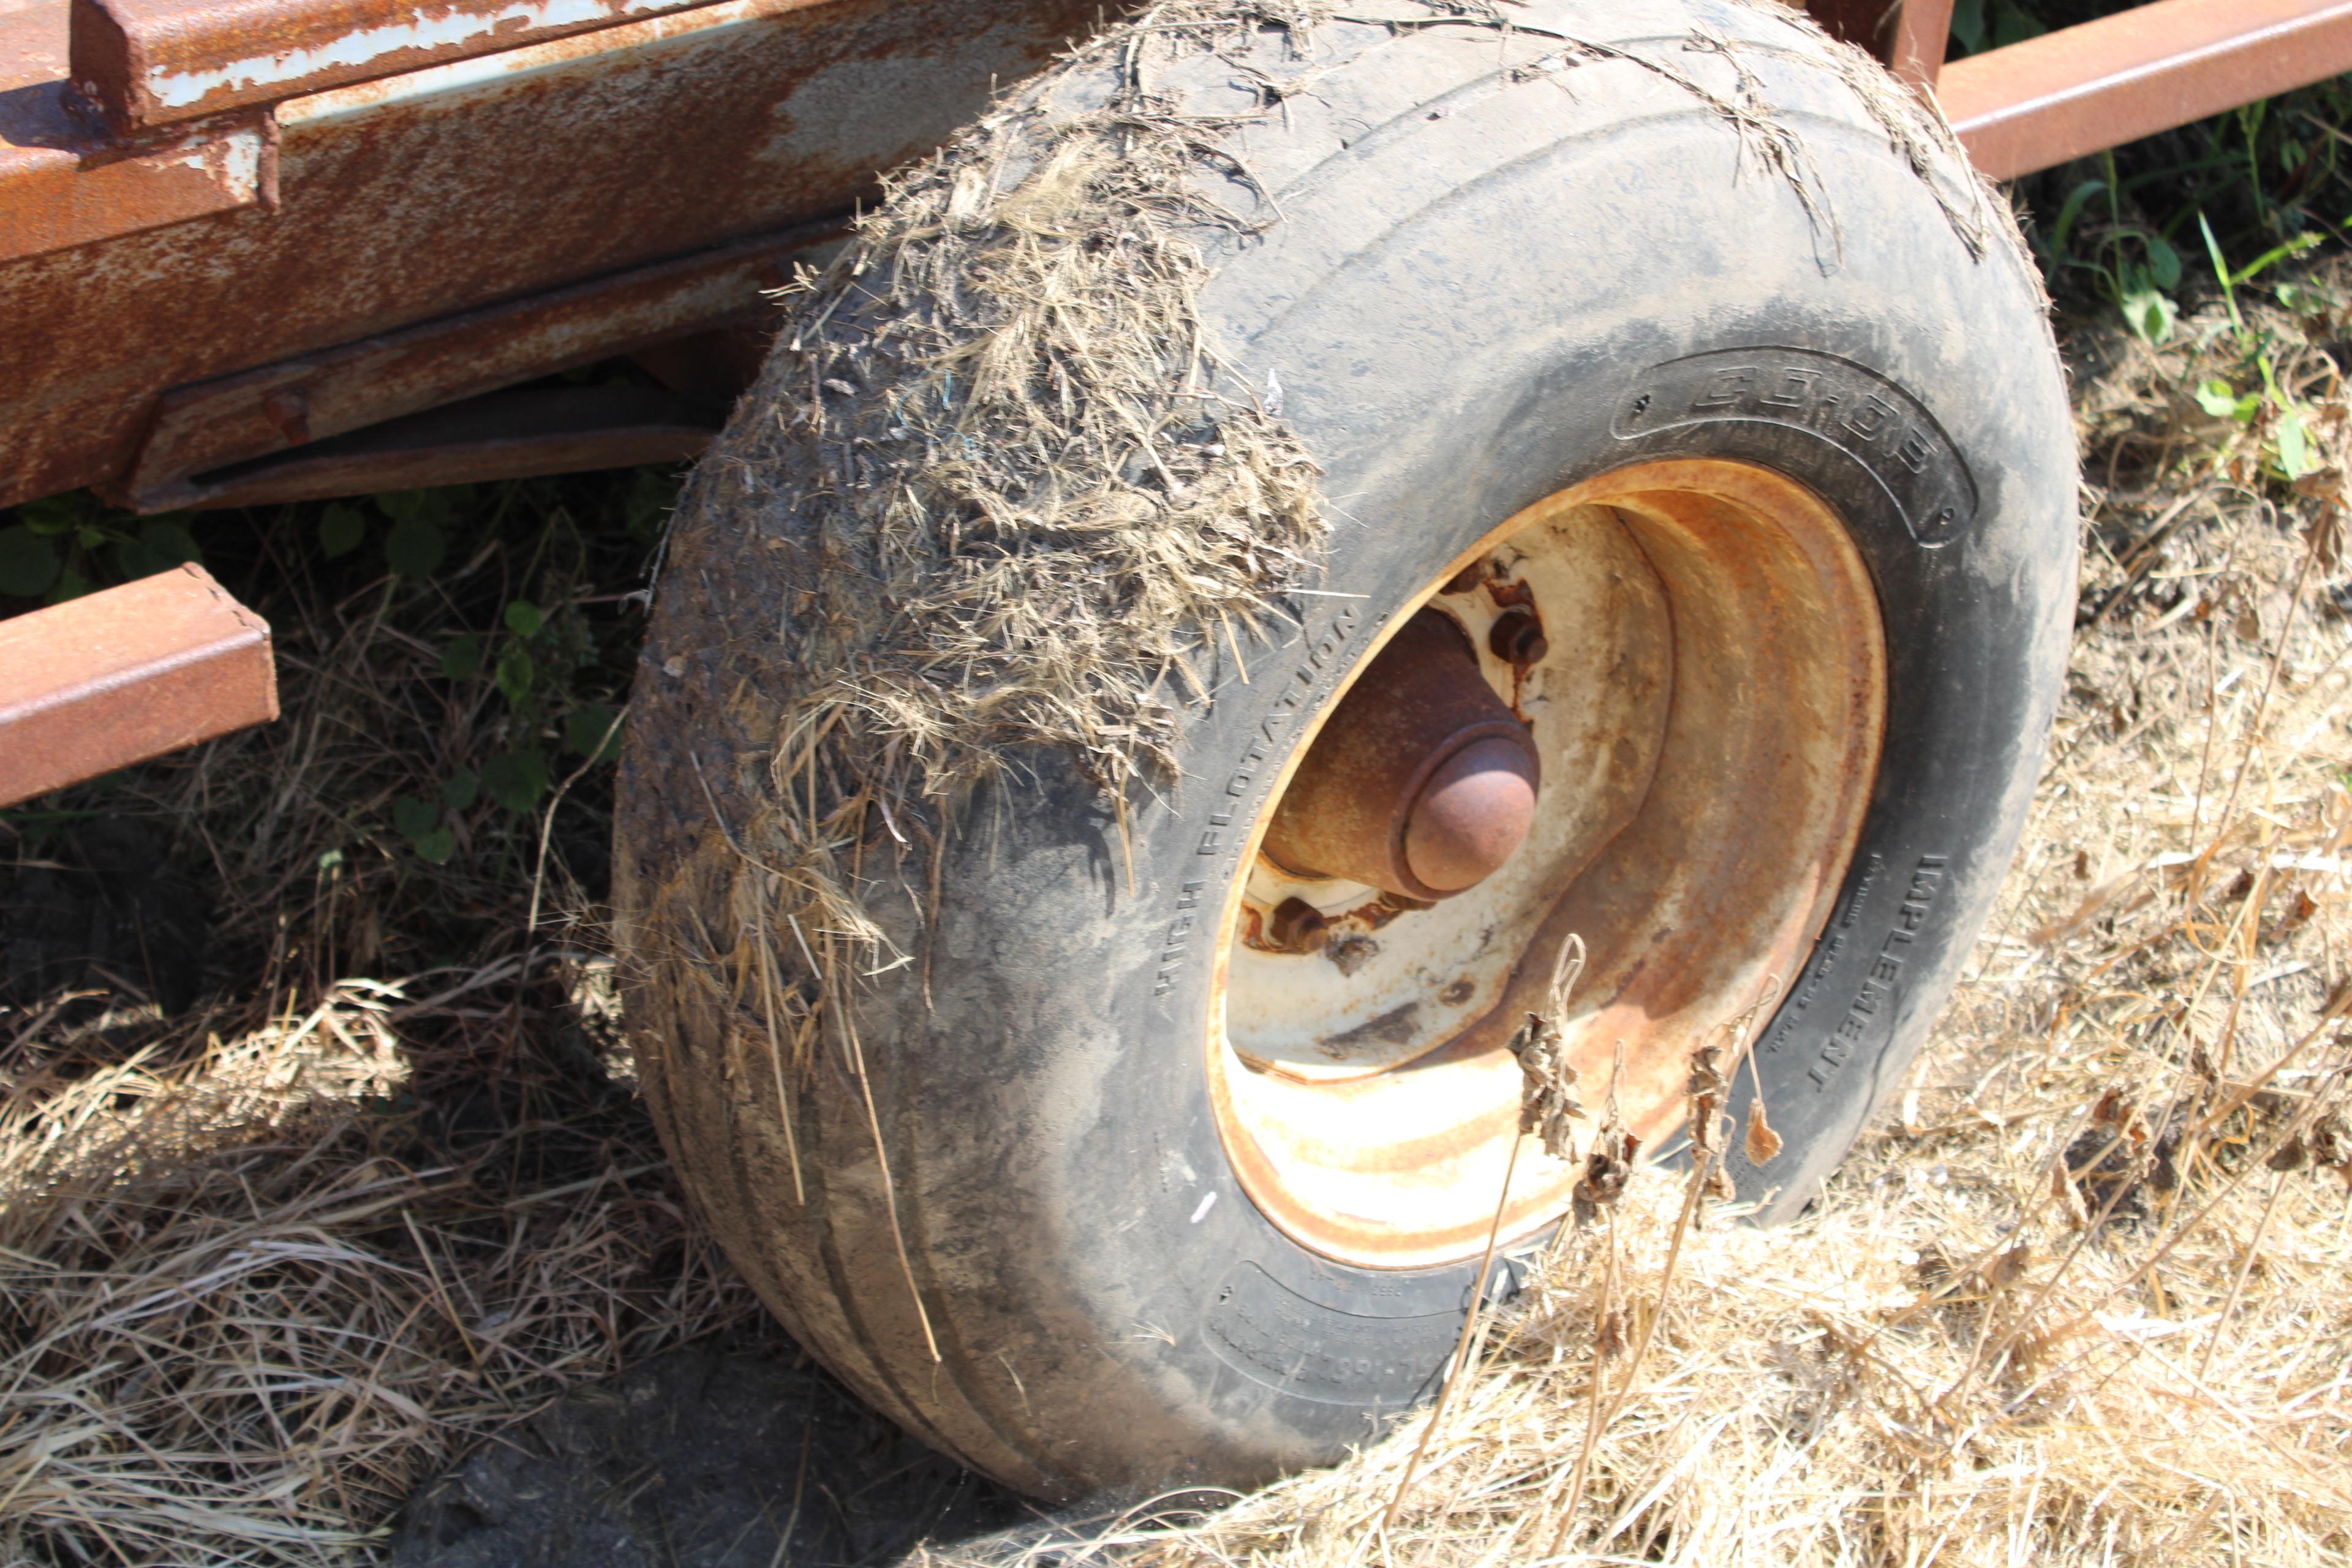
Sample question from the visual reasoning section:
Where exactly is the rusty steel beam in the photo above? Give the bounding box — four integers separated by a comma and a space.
1890, 0, 1952, 88
68, 0, 820, 132
1943, 0, 2352, 181
174, 385, 715, 508
0, 4, 273, 262
1, 0, 1104, 511
113, 218, 831, 511
0, 564, 277, 808
1797, 1, 1950, 85
1801, 0, 1893, 57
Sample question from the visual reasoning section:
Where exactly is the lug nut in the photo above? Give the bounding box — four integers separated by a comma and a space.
1488, 606, 1548, 667
1267, 897, 1330, 953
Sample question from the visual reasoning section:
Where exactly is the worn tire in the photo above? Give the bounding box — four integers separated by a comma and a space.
616, 0, 2076, 1501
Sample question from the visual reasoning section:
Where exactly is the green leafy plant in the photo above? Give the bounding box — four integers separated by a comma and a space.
2041, 155, 2190, 342
0, 493, 204, 602
385, 497, 640, 852
2190, 214, 2332, 481
318, 502, 367, 559
380, 488, 456, 579
392, 796, 458, 865
480, 750, 551, 815
1948, 0, 2045, 56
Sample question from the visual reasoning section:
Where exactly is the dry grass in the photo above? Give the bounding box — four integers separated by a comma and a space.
0, 971, 760, 1565
9, 149, 2352, 1568
0, 476, 771, 1564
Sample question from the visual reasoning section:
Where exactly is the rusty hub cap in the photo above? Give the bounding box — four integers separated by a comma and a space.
1210, 460, 1888, 1268
1261, 610, 1540, 900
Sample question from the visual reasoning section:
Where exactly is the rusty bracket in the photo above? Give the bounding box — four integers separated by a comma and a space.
0, 564, 277, 808
0, 0, 279, 265
0, 108, 273, 262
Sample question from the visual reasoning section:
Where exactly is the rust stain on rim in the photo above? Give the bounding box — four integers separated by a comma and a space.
1208, 459, 1888, 1269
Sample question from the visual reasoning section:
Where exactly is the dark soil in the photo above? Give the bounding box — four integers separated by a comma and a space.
391, 1343, 1031, 1567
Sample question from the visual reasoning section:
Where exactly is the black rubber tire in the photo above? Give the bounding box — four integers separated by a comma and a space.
615, 0, 2076, 1502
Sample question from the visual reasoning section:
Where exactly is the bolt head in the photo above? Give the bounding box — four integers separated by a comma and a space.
1488, 608, 1548, 667
1268, 897, 1330, 953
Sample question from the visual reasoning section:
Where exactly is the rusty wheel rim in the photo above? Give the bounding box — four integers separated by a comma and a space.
1207, 459, 1888, 1268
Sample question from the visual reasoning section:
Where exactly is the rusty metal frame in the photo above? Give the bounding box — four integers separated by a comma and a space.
1939, 0, 2352, 180
2, 0, 1109, 510
110, 215, 838, 510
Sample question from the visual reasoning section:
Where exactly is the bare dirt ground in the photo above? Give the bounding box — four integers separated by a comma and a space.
6, 271, 2352, 1564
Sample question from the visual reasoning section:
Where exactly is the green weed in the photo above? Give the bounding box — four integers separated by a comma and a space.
0, 493, 202, 601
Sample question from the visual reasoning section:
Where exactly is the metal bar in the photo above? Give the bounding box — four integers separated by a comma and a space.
69, 0, 827, 132
1797, 0, 1949, 86
1942, 0, 2352, 181
1801, 0, 1894, 59
172, 385, 717, 508
2, 0, 1102, 510
0, 564, 277, 807
1890, 0, 1953, 89
113, 217, 835, 511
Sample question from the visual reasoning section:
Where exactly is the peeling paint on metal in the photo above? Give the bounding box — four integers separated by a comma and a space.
0, 118, 264, 262
145, 0, 829, 113
274, 0, 795, 124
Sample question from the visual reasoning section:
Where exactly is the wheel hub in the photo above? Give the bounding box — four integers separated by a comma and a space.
1261, 610, 1540, 901
1212, 459, 1888, 1267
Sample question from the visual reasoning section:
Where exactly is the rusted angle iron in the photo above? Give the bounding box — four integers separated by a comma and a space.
1939, 0, 2352, 180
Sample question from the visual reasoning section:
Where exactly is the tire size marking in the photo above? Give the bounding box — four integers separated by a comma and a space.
1613, 348, 1977, 546
1761, 854, 1949, 1091
1204, 1261, 1457, 1406
1153, 604, 1362, 999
